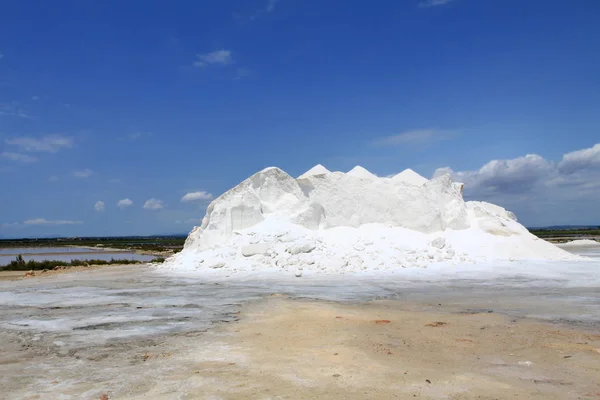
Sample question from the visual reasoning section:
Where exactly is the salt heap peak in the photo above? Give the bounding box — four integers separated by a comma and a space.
162, 165, 579, 277
347, 165, 379, 180
298, 164, 331, 179
390, 168, 429, 186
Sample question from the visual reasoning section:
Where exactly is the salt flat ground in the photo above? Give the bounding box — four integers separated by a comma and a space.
0, 248, 599, 399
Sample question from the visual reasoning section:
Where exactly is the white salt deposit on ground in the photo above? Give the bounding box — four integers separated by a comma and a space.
558, 239, 600, 247
160, 165, 581, 277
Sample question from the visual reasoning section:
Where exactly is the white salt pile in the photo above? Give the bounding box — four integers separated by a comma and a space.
388, 168, 429, 186
297, 164, 330, 179
160, 165, 579, 277
347, 165, 379, 180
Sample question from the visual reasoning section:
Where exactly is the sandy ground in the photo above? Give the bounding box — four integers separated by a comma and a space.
0, 270, 27, 281
129, 297, 600, 400
1, 248, 598, 399
3, 293, 599, 399
0, 263, 148, 281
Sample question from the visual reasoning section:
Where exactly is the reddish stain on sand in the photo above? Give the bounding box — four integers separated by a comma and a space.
375, 320, 391, 324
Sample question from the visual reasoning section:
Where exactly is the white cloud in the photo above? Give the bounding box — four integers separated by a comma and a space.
124, 132, 142, 140
181, 191, 214, 202
0, 102, 32, 118
0, 152, 38, 163
193, 50, 233, 67
419, 0, 454, 7
5, 134, 73, 153
117, 198, 133, 209
235, 67, 251, 80
73, 169, 93, 178
143, 198, 165, 210
24, 218, 83, 225
434, 143, 600, 200
373, 129, 454, 146
32, 96, 40, 101
432, 142, 600, 224
434, 154, 554, 194
558, 143, 600, 174
48, 176, 60, 182
239, 0, 280, 21
0, 53, 3, 60
117, 132, 151, 141
266, 0, 278, 12
94, 201, 105, 212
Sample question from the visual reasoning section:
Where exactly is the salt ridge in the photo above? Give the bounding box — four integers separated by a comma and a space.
347, 165, 379, 180
160, 165, 579, 277
389, 168, 429, 186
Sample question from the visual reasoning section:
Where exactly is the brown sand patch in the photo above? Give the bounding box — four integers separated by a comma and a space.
140, 298, 600, 399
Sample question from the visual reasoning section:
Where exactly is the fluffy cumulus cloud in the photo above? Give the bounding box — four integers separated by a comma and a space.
433, 142, 600, 225
24, 218, 83, 225
180, 191, 214, 202
94, 201, 105, 212
193, 50, 233, 67
143, 198, 165, 210
5, 134, 73, 153
117, 198, 133, 209
558, 143, 600, 174
434, 154, 554, 194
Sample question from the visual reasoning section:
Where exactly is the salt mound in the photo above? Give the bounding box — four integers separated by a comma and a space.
298, 164, 330, 179
347, 165, 378, 180
558, 239, 600, 247
390, 168, 429, 186
161, 165, 579, 277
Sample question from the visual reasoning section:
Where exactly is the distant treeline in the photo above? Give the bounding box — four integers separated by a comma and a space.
0, 236, 186, 252
528, 227, 600, 238
0, 255, 166, 271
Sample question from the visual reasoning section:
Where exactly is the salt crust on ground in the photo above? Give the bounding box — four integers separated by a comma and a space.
160, 165, 580, 277
558, 239, 600, 247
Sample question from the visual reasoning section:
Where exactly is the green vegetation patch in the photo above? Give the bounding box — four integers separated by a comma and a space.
0, 236, 186, 253
528, 228, 600, 238
1, 255, 166, 271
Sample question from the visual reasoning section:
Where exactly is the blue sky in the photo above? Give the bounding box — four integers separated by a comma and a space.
1, 0, 599, 237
